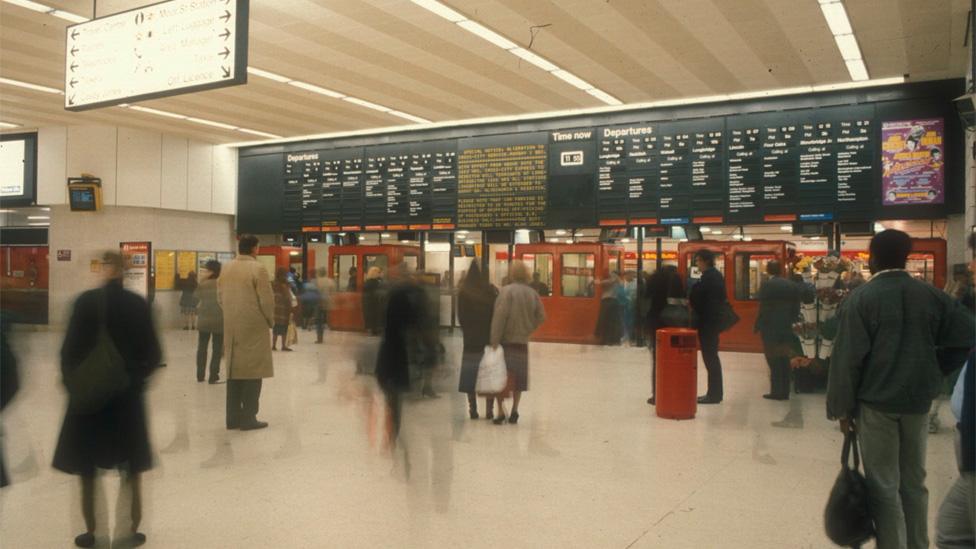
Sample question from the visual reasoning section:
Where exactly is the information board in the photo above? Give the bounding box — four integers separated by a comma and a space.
154, 249, 176, 290
120, 241, 150, 298
65, 0, 249, 110
457, 135, 547, 229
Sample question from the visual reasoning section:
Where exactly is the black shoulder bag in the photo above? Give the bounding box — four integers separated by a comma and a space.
824, 430, 875, 548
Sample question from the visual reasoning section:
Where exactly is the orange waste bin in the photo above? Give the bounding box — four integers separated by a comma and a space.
655, 328, 699, 419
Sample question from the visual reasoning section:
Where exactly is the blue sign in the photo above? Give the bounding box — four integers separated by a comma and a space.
799, 213, 833, 221
660, 217, 690, 225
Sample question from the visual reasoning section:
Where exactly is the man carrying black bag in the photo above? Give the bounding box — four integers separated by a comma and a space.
827, 230, 974, 549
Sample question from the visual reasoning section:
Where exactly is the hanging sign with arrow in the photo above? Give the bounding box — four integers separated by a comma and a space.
64, 0, 249, 111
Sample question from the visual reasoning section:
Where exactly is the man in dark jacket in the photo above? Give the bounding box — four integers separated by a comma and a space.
689, 249, 727, 404
755, 260, 800, 400
827, 230, 974, 549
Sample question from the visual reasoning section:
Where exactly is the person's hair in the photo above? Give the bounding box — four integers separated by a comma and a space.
869, 229, 912, 271
766, 260, 782, 276
509, 260, 530, 284
696, 249, 716, 267
205, 260, 221, 278
648, 265, 684, 310
460, 261, 489, 294
101, 251, 124, 279
366, 266, 382, 280
289, 267, 297, 274
238, 234, 259, 254
188, 270, 197, 281
275, 266, 288, 284
317, 267, 327, 278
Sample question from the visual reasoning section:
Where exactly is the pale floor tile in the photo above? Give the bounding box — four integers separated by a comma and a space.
0, 328, 959, 548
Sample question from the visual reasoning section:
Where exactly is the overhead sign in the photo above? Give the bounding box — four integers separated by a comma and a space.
64, 0, 249, 111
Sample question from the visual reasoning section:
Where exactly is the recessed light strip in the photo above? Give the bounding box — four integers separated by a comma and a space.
2, 0, 88, 22
0, 122, 20, 129
818, 0, 868, 81
410, 0, 622, 106
0, 76, 63, 94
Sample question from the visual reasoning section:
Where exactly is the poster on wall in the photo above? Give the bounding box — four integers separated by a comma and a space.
881, 119, 945, 205
197, 252, 217, 273
177, 251, 198, 280
154, 250, 176, 290
120, 241, 151, 298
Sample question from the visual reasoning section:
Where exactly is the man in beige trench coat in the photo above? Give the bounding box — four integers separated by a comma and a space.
218, 235, 275, 430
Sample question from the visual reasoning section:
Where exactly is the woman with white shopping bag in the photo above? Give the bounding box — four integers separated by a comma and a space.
487, 261, 546, 425
457, 262, 498, 419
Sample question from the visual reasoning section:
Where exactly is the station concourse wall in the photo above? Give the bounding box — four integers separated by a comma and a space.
32, 125, 238, 328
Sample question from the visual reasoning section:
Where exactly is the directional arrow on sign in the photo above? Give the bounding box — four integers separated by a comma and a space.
70, 46, 79, 56
220, 10, 231, 22
69, 78, 78, 88
68, 95, 75, 106
70, 62, 78, 72
219, 28, 231, 40
71, 29, 80, 40
222, 66, 231, 78
219, 46, 230, 59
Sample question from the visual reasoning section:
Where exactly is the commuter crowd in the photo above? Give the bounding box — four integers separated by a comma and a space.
0, 228, 972, 549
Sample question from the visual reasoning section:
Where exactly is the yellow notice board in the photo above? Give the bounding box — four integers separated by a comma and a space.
177, 251, 198, 279
154, 250, 176, 290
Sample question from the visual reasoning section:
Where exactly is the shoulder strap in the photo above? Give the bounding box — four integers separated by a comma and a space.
842, 431, 861, 470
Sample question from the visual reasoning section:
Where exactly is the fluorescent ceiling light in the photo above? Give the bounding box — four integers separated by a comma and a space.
565, 239, 574, 244
288, 80, 345, 99
555, 230, 567, 236
873, 222, 885, 232
381, 233, 391, 238
0, 209, 14, 213
0, 76, 62, 94
818, 1, 852, 35
50, 9, 87, 23
834, 34, 862, 61
621, 238, 631, 243
343, 97, 391, 112
551, 69, 593, 90
0, 122, 19, 129
27, 216, 49, 220
780, 225, 792, 231
39, 207, 50, 211
186, 117, 237, 130
700, 227, 711, 233
845, 59, 869, 81
585, 88, 622, 106
743, 237, 753, 242
388, 110, 430, 124
457, 20, 517, 50
28, 222, 49, 226
237, 128, 282, 139
128, 105, 186, 119
248, 67, 292, 83
410, 0, 465, 22
1, 0, 49, 12
811, 75, 903, 91
509, 48, 559, 72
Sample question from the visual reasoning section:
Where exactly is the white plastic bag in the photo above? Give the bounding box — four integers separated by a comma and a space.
475, 345, 508, 395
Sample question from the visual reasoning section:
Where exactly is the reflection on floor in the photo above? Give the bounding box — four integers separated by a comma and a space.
0, 328, 958, 548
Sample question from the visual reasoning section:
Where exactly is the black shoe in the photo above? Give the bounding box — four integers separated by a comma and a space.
492, 414, 507, 425
197, 378, 205, 383
647, 397, 655, 405
485, 411, 494, 421
128, 532, 147, 547
74, 533, 95, 548
422, 388, 440, 399
697, 396, 722, 405
763, 393, 789, 401
469, 409, 479, 420
239, 420, 269, 431
208, 379, 221, 384
226, 424, 239, 430
508, 411, 519, 424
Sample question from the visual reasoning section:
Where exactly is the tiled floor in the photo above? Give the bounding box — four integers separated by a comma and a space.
0, 328, 959, 548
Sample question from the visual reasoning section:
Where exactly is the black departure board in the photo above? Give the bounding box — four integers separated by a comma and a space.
457, 134, 547, 229
258, 86, 956, 235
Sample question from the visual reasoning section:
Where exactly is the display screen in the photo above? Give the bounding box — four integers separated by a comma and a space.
69, 187, 97, 211
0, 133, 37, 206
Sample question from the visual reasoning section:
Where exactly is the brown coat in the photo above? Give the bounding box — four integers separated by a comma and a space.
218, 255, 275, 379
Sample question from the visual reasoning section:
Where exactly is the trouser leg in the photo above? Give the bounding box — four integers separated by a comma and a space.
858, 406, 908, 549
315, 306, 325, 342
209, 333, 223, 381
226, 380, 243, 428
936, 471, 976, 549
196, 331, 210, 381
898, 412, 930, 549
699, 329, 722, 400
762, 342, 777, 394
241, 379, 262, 421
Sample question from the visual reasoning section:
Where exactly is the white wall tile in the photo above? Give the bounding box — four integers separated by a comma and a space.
66, 126, 118, 205
212, 145, 237, 215
160, 135, 189, 210
187, 141, 213, 212
116, 128, 162, 208
36, 126, 67, 205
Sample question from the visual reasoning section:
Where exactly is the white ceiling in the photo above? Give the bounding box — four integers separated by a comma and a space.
0, 0, 970, 144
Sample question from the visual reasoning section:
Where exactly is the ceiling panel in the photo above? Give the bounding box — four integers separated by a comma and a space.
0, 0, 968, 144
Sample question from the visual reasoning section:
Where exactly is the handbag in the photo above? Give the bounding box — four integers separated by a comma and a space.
824, 430, 875, 548
716, 301, 740, 333
64, 291, 129, 414
475, 345, 508, 395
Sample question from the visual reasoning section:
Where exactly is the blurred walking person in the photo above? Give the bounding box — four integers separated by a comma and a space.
272, 267, 295, 352
457, 262, 497, 419
362, 266, 385, 335
645, 266, 688, 405
315, 267, 334, 344
219, 235, 275, 431
755, 260, 801, 400
1, 309, 20, 488
195, 260, 224, 384
489, 261, 545, 425
52, 252, 162, 548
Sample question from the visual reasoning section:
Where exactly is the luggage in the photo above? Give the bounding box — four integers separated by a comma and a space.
824, 430, 875, 548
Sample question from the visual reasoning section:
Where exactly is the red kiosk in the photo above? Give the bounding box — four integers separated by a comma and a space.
327, 244, 421, 331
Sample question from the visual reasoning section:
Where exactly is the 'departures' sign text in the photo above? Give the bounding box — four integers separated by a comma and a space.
64, 0, 249, 111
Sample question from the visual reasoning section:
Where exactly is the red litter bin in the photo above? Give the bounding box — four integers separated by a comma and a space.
655, 328, 699, 419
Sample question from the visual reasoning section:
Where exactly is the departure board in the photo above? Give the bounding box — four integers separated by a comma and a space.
797, 120, 836, 220
688, 126, 724, 222
283, 152, 320, 232
726, 118, 763, 223
457, 134, 547, 229
834, 107, 875, 220
597, 124, 657, 225
761, 123, 800, 220
657, 127, 693, 224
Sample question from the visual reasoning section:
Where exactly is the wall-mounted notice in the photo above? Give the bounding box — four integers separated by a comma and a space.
121, 241, 151, 297
65, 0, 249, 111
177, 250, 198, 279
154, 250, 176, 290
457, 136, 547, 229
881, 119, 945, 205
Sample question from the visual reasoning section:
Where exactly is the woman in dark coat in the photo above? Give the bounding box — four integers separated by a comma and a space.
456, 262, 497, 419
53, 252, 161, 548
272, 267, 294, 351
645, 266, 687, 405
362, 266, 385, 335
179, 270, 199, 330
595, 276, 623, 345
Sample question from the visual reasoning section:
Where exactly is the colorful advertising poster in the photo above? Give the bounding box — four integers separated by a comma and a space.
881, 119, 944, 205
120, 241, 151, 298
154, 250, 176, 290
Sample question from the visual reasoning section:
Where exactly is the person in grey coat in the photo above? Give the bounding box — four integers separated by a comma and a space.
195, 260, 224, 384
489, 260, 545, 425
754, 260, 801, 400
